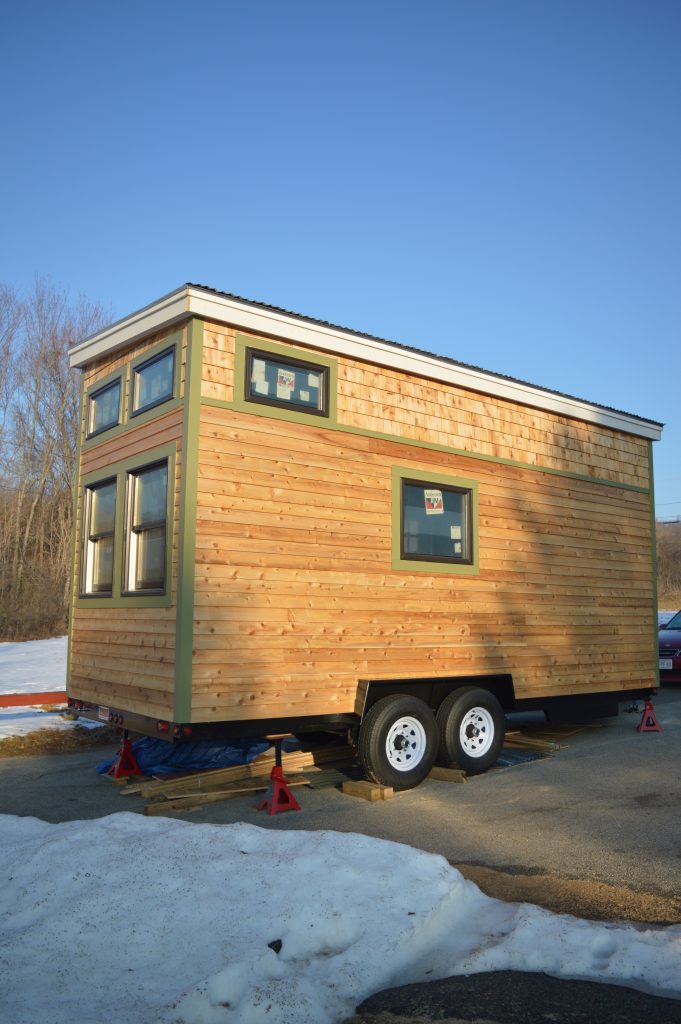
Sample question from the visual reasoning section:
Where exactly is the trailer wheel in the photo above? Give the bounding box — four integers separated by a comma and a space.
358, 694, 439, 790
436, 686, 505, 775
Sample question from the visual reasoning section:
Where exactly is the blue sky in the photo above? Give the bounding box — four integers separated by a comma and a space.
2, 0, 679, 516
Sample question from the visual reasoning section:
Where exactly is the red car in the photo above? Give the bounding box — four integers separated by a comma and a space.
659, 610, 681, 684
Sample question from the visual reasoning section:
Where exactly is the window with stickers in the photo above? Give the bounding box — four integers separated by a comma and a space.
245, 348, 329, 416
400, 478, 473, 564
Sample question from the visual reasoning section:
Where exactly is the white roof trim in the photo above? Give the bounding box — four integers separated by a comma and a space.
70, 285, 663, 441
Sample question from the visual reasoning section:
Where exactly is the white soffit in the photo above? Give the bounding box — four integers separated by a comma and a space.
69, 285, 663, 441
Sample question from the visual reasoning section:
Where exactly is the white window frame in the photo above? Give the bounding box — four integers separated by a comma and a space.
123, 460, 169, 595
81, 478, 117, 596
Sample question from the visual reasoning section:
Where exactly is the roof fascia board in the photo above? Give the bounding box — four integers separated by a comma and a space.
69, 287, 191, 369
69, 285, 663, 441
186, 289, 662, 441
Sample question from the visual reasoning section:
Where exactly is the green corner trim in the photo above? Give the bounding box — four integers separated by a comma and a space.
391, 466, 480, 575
75, 442, 177, 609
232, 332, 338, 428
649, 440, 660, 688
67, 382, 85, 696
174, 319, 203, 721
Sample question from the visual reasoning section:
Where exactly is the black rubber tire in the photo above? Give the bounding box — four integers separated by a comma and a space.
358, 694, 439, 790
436, 686, 505, 776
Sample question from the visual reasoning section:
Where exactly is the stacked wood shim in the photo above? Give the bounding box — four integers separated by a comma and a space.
122, 742, 355, 799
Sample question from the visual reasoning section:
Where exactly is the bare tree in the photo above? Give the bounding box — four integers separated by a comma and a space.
657, 519, 681, 606
0, 284, 22, 436
0, 278, 107, 639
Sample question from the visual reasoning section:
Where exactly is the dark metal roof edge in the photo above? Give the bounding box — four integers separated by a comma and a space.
186, 283, 664, 431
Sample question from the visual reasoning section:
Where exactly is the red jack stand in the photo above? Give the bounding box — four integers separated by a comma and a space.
256, 739, 301, 816
107, 732, 144, 779
637, 699, 663, 733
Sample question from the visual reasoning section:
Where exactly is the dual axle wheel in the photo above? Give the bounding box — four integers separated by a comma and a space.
358, 687, 505, 790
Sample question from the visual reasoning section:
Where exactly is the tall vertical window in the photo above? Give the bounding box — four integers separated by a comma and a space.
87, 379, 121, 437
82, 479, 117, 595
131, 347, 175, 415
125, 462, 168, 593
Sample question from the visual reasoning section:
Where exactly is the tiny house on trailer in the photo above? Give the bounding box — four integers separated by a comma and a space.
67, 285, 663, 789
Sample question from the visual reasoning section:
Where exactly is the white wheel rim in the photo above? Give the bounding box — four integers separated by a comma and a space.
459, 707, 495, 758
385, 715, 427, 772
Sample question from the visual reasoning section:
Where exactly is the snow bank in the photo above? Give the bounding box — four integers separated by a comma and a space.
1, 814, 679, 1024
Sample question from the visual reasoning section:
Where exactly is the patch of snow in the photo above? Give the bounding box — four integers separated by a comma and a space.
0, 636, 67, 693
0, 815, 679, 1024
0, 636, 101, 740
0, 705, 103, 739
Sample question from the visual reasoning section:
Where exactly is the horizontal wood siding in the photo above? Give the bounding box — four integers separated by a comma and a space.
70, 332, 187, 718
191, 406, 655, 723
69, 609, 177, 718
200, 322, 649, 488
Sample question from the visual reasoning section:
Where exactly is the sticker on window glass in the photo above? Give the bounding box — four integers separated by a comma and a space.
251, 359, 266, 383
278, 369, 295, 390
299, 389, 310, 402
254, 379, 270, 396
308, 372, 320, 388
424, 489, 444, 514
450, 524, 462, 539
453, 541, 462, 554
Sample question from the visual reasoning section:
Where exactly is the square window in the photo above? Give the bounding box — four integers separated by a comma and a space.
87, 379, 121, 437
245, 348, 329, 416
401, 479, 473, 564
81, 479, 117, 595
131, 347, 175, 415
124, 462, 168, 593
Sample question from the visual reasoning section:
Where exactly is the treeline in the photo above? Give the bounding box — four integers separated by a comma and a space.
0, 280, 106, 639
657, 519, 681, 606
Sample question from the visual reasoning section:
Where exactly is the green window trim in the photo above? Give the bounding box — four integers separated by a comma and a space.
130, 344, 176, 418
391, 466, 480, 575
128, 333, 183, 422
76, 442, 177, 609
82, 366, 125, 447
81, 331, 183, 452
80, 477, 117, 596
122, 460, 169, 596
233, 333, 338, 428
85, 373, 123, 440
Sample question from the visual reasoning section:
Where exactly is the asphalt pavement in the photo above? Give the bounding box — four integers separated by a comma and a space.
2, 689, 680, 896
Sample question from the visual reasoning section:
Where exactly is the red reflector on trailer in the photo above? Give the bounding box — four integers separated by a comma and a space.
182, 726, 192, 736
157, 721, 170, 733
